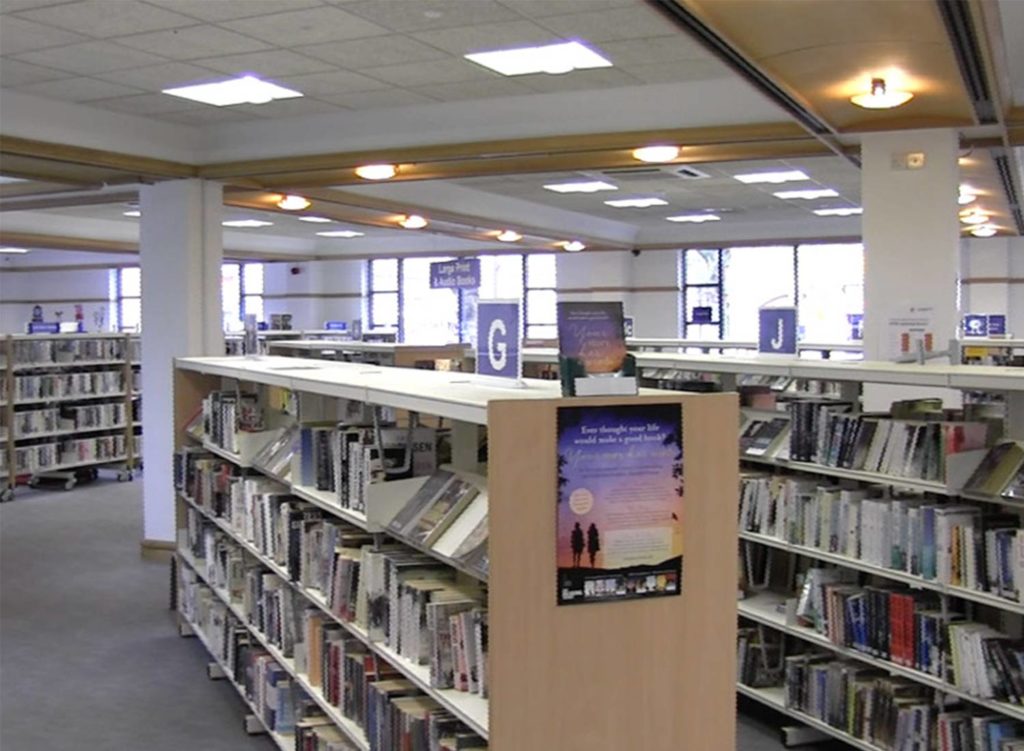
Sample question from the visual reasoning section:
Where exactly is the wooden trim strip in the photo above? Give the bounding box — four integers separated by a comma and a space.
0, 297, 109, 304
961, 276, 1024, 284
0, 136, 195, 179
262, 292, 361, 300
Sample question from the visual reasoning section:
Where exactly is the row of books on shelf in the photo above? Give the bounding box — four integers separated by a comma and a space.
181, 515, 488, 749
8, 337, 137, 366
780, 653, 1023, 750
10, 403, 130, 438
13, 370, 136, 401
202, 391, 265, 453
739, 475, 1024, 602
3, 434, 139, 474
787, 566, 1023, 705
175, 450, 491, 686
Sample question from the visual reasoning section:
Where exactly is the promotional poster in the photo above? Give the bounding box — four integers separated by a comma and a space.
556, 301, 629, 376
556, 403, 684, 606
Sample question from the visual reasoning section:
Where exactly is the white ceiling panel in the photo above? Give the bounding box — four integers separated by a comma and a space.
231, 97, 346, 118
194, 49, 337, 77
0, 16, 88, 56
160, 106, 259, 124
14, 76, 144, 102
0, 59, 69, 87
274, 69, 392, 97
625, 59, 732, 85
0, 0, 74, 12
221, 6, 389, 46
13, 40, 168, 74
518, 67, 640, 94
144, 0, 324, 23
86, 92, 207, 115
498, 0, 634, 19
997, 0, 1024, 105
93, 61, 223, 91
364, 58, 497, 87
599, 35, 717, 66
536, 5, 681, 42
114, 24, 272, 60
410, 19, 560, 55
317, 88, 438, 109
416, 77, 536, 102
343, 0, 521, 33
296, 35, 449, 69
14, 0, 195, 38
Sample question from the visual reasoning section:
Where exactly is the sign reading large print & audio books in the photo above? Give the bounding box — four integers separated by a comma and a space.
555, 403, 683, 606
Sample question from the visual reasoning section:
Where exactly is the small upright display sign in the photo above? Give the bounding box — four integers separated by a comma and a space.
963, 314, 988, 337
476, 300, 521, 380
27, 322, 60, 334
429, 258, 480, 290
758, 307, 797, 355
987, 314, 1007, 336
556, 301, 637, 396
556, 403, 684, 606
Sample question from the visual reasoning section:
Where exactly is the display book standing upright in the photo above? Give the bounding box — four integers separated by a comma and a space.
637, 352, 1024, 751
170, 354, 738, 751
0, 333, 142, 500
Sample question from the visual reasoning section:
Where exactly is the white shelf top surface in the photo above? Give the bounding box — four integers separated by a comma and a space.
269, 340, 467, 354
177, 355, 565, 424
626, 337, 864, 352
7, 332, 138, 341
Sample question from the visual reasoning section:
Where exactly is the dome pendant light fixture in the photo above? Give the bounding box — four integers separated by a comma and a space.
277, 194, 311, 211
399, 214, 428, 229
355, 164, 397, 180
850, 77, 913, 109
560, 240, 586, 252
496, 229, 522, 243
632, 145, 681, 163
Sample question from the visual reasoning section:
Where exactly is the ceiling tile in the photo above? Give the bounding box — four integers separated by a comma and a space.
160, 107, 259, 124
222, 6, 389, 46
0, 16, 88, 56
411, 19, 559, 55
86, 92, 206, 115
599, 35, 714, 66
14, 0, 195, 38
343, 0, 520, 33
114, 25, 271, 60
624, 59, 732, 85
143, 0, 323, 23
13, 40, 169, 75
499, 0, 633, 19
230, 97, 346, 118
518, 67, 640, 93
416, 77, 535, 101
1, 0, 72, 11
194, 49, 337, 77
537, 6, 678, 42
92, 61, 223, 91
274, 69, 392, 96
317, 88, 437, 109
0, 59, 69, 87
14, 76, 144, 102
296, 35, 449, 69
366, 58, 497, 86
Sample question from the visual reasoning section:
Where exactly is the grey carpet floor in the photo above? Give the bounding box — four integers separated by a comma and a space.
0, 477, 846, 750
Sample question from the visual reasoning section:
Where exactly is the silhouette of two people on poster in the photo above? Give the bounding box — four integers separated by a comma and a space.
571, 521, 601, 568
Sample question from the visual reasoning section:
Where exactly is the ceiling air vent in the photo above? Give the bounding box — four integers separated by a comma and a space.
675, 166, 710, 180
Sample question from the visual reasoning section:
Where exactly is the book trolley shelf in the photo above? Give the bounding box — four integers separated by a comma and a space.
523, 348, 1024, 749
0, 333, 142, 501
171, 355, 738, 751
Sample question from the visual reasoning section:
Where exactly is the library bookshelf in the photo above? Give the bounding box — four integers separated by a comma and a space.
268, 339, 469, 370
172, 355, 738, 751
0, 333, 141, 500
516, 348, 1024, 749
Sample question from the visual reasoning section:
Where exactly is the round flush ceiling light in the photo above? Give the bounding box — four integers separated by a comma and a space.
496, 229, 522, 242
632, 145, 681, 163
355, 164, 397, 180
277, 194, 311, 211
850, 77, 913, 109
959, 209, 989, 225
957, 185, 978, 205
399, 214, 428, 229
560, 240, 585, 252
970, 224, 997, 238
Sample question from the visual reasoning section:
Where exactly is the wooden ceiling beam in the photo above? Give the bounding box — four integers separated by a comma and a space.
0, 136, 195, 179
0, 189, 138, 213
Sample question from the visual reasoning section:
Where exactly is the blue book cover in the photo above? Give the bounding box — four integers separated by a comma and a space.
921, 506, 937, 580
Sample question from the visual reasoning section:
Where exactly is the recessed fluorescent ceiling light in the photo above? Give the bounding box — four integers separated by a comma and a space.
604, 197, 668, 208
317, 230, 364, 238
543, 180, 617, 194
733, 170, 809, 185
163, 75, 301, 107
223, 219, 273, 228
665, 214, 720, 223
0, 247, 29, 254
813, 207, 863, 217
774, 189, 839, 200
465, 40, 611, 76
123, 210, 141, 217
297, 216, 332, 223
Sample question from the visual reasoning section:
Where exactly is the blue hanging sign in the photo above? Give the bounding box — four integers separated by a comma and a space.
430, 258, 480, 290
758, 307, 797, 355
477, 301, 521, 379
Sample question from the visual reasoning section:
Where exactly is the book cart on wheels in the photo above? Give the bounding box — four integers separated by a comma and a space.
0, 333, 142, 501
627, 351, 1024, 750
170, 354, 738, 751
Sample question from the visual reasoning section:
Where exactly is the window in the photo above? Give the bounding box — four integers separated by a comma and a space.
367, 258, 399, 330
680, 249, 722, 339
401, 256, 460, 344
722, 246, 796, 341
797, 243, 863, 344
115, 262, 264, 333
524, 254, 557, 340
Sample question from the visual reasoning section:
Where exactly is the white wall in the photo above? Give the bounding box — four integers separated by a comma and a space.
961, 236, 1024, 336
0, 265, 114, 333
263, 258, 364, 330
